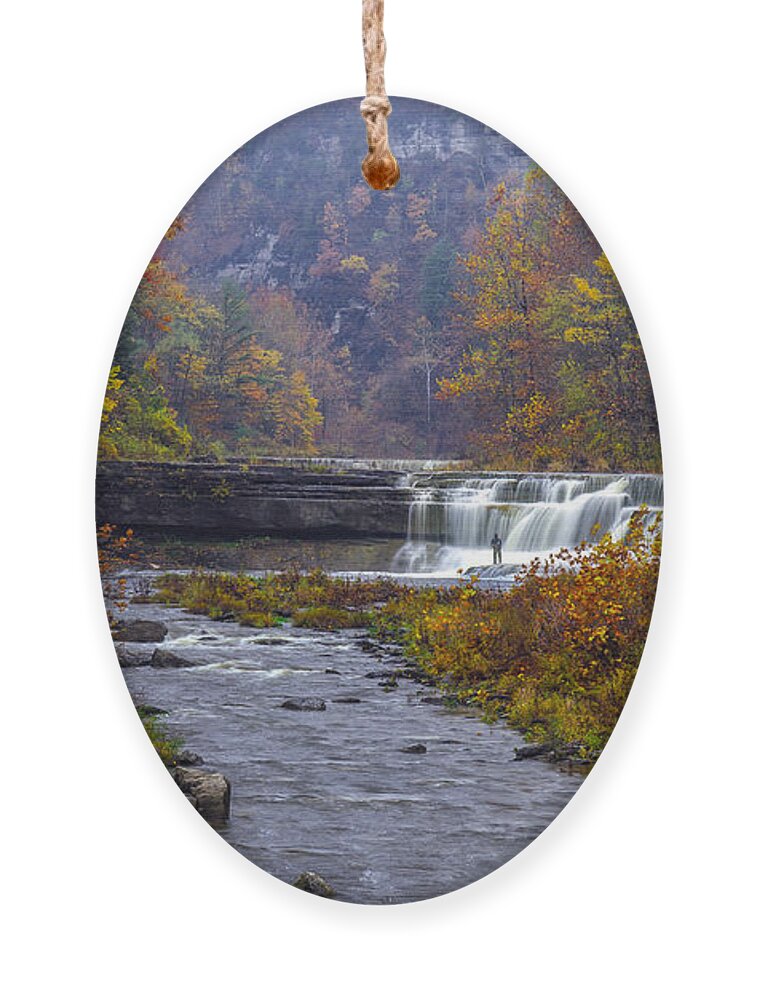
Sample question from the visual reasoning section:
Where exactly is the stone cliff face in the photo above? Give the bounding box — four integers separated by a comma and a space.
165, 97, 531, 308
96, 461, 413, 540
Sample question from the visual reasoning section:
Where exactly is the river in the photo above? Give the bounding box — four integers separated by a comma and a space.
114, 465, 662, 903
120, 600, 584, 903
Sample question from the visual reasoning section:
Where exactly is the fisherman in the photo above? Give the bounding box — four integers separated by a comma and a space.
490, 532, 503, 565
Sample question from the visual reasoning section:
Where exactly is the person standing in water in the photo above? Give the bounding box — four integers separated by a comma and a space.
490, 533, 503, 565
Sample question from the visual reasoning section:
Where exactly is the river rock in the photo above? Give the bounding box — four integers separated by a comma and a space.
280, 697, 326, 711
112, 620, 168, 643
115, 643, 152, 669
333, 697, 361, 704
173, 750, 204, 766
324, 668, 341, 675
151, 646, 193, 669
397, 666, 424, 681
171, 766, 230, 827
399, 743, 427, 754
135, 704, 167, 717
514, 742, 556, 761
293, 871, 334, 898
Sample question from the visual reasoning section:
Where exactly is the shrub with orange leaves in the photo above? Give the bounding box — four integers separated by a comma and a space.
376, 510, 661, 755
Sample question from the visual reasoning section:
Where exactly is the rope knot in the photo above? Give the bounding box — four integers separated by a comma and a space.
360, 0, 399, 191
360, 95, 392, 120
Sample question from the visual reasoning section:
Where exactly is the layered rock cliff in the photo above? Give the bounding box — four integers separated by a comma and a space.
96, 461, 412, 540
162, 97, 531, 314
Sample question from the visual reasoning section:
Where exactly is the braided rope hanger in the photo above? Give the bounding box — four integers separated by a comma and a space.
360, 0, 400, 190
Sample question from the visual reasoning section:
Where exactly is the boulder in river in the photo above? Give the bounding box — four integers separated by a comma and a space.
280, 697, 327, 712
333, 697, 361, 704
173, 750, 205, 766
151, 647, 193, 669
115, 643, 152, 669
514, 743, 554, 760
293, 871, 335, 898
514, 741, 590, 765
399, 743, 427, 754
112, 620, 168, 643
135, 704, 167, 718
171, 766, 230, 827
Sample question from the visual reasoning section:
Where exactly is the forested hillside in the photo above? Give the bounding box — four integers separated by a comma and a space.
100, 98, 660, 471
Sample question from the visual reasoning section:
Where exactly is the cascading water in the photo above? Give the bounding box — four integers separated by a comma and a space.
391, 471, 663, 577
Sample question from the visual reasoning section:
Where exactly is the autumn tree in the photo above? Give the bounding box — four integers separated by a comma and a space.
438, 170, 659, 471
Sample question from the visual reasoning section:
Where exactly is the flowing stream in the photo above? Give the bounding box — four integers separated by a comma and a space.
121, 601, 583, 904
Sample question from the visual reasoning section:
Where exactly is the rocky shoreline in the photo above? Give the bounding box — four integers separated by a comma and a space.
116, 618, 232, 828
355, 633, 596, 769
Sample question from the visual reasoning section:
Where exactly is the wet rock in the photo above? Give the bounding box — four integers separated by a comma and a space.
366, 670, 396, 680
171, 767, 230, 827
397, 667, 424, 681
333, 697, 361, 704
399, 743, 427, 754
173, 750, 204, 766
324, 668, 341, 675
293, 871, 334, 898
419, 696, 445, 705
151, 647, 193, 669
380, 679, 398, 690
513, 741, 590, 765
514, 743, 556, 761
115, 643, 152, 669
112, 620, 168, 643
135, 704, 167, 717
251, 637, 289, 646
280, 697, 326, 712
358, 639, 379, 653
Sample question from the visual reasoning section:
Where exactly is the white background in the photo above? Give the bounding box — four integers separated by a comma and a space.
3, 1, 755, 996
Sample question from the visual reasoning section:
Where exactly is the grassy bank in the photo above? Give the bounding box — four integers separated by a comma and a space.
136, 706, 183, 766
147, 512, 660, 758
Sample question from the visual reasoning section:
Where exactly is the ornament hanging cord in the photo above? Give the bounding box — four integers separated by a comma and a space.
360, 0, 400, 190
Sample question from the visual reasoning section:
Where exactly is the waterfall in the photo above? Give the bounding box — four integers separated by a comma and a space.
391, 471, 663, 577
